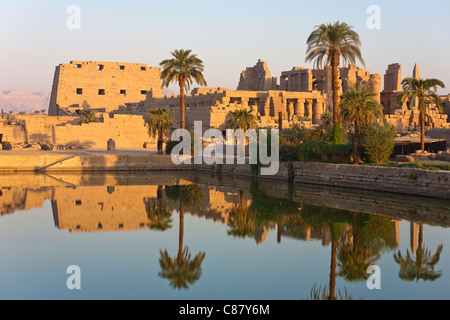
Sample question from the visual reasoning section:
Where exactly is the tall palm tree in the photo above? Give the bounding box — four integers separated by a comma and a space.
227, 108, 258, 156
160, 49, 207, 129
393, 223, 443, 282
147, 107, 174, 154
396, 78, 445, 152
159, 184, 205, 290
80, 110, 99, 124
339, 83, 383, 165
306, 21, 365, 143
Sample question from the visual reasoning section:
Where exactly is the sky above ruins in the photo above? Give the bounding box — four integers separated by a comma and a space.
1, 0, 449, 94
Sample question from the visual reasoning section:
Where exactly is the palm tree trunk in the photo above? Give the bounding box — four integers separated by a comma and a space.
420, 100, 425, 152
417, 223, 423, 268
354, 119, 361, 165
158, 128, 163, 154
157, 185, 163, 210
178, 195, 184, 265
329, 239, 337, 300
239, 190, 244, 208
352, 212, 358, 253
331, 53, 340, 124
179, 78, 186, 130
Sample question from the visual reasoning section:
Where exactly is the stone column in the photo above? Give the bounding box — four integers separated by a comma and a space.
241, 98, 249, 109
305, 100, 313, 119
312, 100, 322, 124
288, 102, 294, 121
312, 100, 325, 124
278, 112, 283, 130
294, 100, 305, 117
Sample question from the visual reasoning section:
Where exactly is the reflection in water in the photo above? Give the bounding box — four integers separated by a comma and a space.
393, 223, 443, 282
0, 172, 447, 298
227, 190, 255, 239
308, 283, 356, 301
159, 185, 206, 290
145, 185, 173, 232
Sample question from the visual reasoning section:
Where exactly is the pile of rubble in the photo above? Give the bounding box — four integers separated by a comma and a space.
395, 149, 450, 163
0, 142, 84, 151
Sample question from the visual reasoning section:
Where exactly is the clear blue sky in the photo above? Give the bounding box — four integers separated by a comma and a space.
1, 0, 449, 94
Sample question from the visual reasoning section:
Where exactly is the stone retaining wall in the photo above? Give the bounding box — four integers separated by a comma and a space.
1, 151, 449, 199
293, 162, 450, 199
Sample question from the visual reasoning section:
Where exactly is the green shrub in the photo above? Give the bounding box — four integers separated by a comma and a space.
280, 126, 331, 145
328, 144, 353, 163
320, 112, 333, 127
165, 140, 179, 155
279, 143, 302, 161
361, 121, 397, 165
165, 130, 203, 155
300, 140, 331, 162
330, 123, 343, 145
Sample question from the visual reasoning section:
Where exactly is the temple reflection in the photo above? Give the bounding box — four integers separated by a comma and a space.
1, 173, 447, 249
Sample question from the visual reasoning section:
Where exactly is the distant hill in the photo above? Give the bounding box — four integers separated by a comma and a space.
162, 88, 178, 96
0, 90, 50, 114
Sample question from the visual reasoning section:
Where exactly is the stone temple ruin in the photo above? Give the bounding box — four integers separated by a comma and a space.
49, 61, 163, 116
382, 63, 449, 131
0, 59, 449, 151
124, 59, 383, 131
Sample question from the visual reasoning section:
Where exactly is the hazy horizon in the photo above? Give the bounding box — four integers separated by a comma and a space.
1, 0, 449, 95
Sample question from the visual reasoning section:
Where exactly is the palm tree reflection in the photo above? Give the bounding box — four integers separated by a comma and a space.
227, 190, 256, 239
309, 283, 356, 301
338, 213, 398, 283
145, 185, 173, 231
158, 184, 206, 290
393, 223, 443, 282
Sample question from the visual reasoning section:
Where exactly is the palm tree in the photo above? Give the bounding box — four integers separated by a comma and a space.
80, 110, 99, 124
396, 78, 445, 152
339, 83, 383, 165
227, 108, 258, 156
227, 108, 258, 132
393, 223, 443, 282
159, 184, 205, 290
160, 49, 207, 129
320, 112, 333, 127
147, 107, 174, 154
306, 21, 365, 143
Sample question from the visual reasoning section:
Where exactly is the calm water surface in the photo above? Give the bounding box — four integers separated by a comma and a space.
0, 172, 449, 300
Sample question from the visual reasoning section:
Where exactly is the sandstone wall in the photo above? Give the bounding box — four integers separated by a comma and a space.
0, 119, 26, 143
15, 115, 79, 143
49, 61, 163, 115
237, 59, 278, 91
53, 185, 158, 232
52, 114, 157, 149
